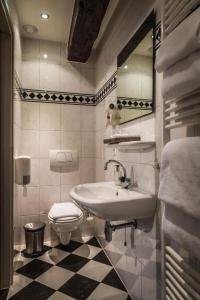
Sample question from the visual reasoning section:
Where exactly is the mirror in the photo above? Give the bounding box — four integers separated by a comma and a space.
117, 12, 155, 124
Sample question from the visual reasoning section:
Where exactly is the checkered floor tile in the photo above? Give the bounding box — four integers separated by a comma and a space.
9, 238, 131, 300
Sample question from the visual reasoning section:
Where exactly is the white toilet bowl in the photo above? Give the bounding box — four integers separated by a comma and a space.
48, 202, 83, 245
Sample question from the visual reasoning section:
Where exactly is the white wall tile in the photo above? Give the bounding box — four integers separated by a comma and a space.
61, 131, 81, 153
29, 159, 39, 187
95, 159, 105, 182
19, 186, 40, 216
40, 103, 61, 131
80, 66, 95, 94
39, 159, 61, 186
14, 100, 21, 127
80, 106, 95, 132
20, 130, 39, 158
59, 63, 81, 93
61, 168, 80, 185
39, 62, 60, 91
96, 130, 105, 159
81, 132, 95, 158
80, 158, 95, 184
39, 40, 61, 65
22, 61, 39, 89
39, 186, 60, 214
22, 102, 39, 130
22, 38, 40, 61
61, 105, 81, 131
60, 185, 75, 202
39, 131, 61, 158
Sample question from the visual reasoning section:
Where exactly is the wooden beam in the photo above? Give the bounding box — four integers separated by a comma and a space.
68, 0, 110, 63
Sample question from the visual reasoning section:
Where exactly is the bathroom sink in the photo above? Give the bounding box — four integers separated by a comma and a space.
70, 182, 156, 221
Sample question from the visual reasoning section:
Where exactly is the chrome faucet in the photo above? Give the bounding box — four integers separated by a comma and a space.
104, 160, 131, 188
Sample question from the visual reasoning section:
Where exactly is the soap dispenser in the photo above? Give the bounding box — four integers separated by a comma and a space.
114, 164, 122, 186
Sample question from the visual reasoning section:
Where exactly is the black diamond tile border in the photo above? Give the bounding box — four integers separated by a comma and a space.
20, 72, 117, 106
117, 97, 153, 110
102, 269, 127, 292
16, 259, 53, 279
57, 253, 90, 272
21, 89, 96, 106
59, 273, 99, 299
93, 250, 112, 266
9, 281, 55, 300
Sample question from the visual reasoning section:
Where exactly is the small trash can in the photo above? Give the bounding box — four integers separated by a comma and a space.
23, 222, 46, 257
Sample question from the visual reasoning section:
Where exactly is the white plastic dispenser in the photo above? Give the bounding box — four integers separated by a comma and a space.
15, 156, 31, 186
50, 150, 78, 171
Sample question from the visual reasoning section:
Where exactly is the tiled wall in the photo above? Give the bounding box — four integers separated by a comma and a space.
15, 101, 96, 245
13, 38, 96, 246
22, 38, 95, 94
94, 0, 162, 299
12, 1, 163, 299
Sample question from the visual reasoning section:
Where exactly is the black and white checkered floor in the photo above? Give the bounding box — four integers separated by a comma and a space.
9, 238, 131, 300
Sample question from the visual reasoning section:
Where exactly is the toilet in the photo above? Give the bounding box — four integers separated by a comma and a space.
48, 202, 83, 245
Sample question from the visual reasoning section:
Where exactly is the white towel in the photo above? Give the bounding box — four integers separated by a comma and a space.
156, 6, 200, 73
49, 203, 81, 220
162, 49, 200, 100
158, 137, 200, 219
163, 205, 200, 259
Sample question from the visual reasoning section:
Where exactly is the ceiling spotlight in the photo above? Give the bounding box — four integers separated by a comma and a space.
23, 24, 38, 34
40, 13, 49, 20
124, 65, 128, 70
43, 53, 48, 59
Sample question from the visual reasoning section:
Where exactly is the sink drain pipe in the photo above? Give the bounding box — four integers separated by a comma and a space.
104, 220, 137, 242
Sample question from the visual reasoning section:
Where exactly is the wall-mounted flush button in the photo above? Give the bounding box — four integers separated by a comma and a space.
50, 149, 78, 171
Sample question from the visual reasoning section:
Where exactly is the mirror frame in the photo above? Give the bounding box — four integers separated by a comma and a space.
117, 11, 156, 125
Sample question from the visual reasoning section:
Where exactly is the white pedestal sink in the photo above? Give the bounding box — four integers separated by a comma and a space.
70, 182, 156, 221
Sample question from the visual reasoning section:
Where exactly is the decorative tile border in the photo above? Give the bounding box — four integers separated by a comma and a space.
21, 89, 96, 106
96, 72, 117, 105
20, 72, 117, 106
154, 21, 161, 51
117, 97, 153, 110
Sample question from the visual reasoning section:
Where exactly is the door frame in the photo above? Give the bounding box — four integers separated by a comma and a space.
0, 0, 14, 289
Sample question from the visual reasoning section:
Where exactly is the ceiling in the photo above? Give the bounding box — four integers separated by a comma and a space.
14, 0, 75, 43
14, 0, 118, 47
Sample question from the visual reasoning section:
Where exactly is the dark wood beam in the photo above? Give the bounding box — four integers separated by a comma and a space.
68, 0, 110, 63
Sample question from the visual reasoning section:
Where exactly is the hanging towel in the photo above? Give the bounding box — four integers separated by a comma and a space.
162, 49, 200, 100
158, 137, 200, 219
163, 205, 200, 259
156, 6, 200, 73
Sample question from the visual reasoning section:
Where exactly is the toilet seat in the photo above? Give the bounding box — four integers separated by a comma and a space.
48, 202, 83, 224
48, 214, 83, 224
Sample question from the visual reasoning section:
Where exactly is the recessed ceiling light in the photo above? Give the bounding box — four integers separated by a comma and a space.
43, 53, 48, 59
124, 65, 128, 70
40, 13, 49, 20
23, 24, 38, 34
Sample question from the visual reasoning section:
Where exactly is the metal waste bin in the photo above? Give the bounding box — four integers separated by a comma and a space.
23, 222, 46, 257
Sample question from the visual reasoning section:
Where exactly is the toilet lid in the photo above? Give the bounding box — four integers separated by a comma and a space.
48, 202, 82, 221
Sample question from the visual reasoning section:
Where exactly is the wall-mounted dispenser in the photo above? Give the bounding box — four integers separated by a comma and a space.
15, 156, 31, 186
50, 150, 78, 171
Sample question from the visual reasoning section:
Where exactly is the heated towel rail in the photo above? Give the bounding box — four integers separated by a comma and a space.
165, 246, 200, 300
162, 0, 200, 130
